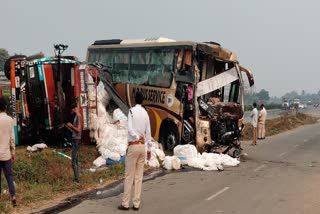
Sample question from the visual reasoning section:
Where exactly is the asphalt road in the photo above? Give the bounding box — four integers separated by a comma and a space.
59, 122, 320, 214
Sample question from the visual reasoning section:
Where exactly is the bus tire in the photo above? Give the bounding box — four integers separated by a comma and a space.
159, 121, 179, 152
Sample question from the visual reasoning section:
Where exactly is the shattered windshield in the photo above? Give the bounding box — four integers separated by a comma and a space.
88, 48, 175, 88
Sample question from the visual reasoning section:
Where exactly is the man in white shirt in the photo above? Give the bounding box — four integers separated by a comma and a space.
119, 91, 151, 211
258, 104, 267, 139
250, 102, 258, 145
0, 97, 17, 206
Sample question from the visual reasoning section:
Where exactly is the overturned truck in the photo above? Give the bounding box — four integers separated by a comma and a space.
87, 38, 254, 157
4, 54, 93, 145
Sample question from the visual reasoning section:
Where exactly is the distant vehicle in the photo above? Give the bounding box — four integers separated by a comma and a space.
282, 98, 290, 110
298, 103, 306, 109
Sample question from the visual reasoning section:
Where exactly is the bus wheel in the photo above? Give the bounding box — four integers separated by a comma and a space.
160, 125, 178, 152
165, 132, 177, 151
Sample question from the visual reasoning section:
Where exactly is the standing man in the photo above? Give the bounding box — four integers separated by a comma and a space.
0, 97, 17, 206
258, 104, 267, 140
65, 102, 81, 183
118, 91, 151, 211
250, 102, 258, 145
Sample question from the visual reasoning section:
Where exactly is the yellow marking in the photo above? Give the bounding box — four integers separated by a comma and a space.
152, 110, 162, 140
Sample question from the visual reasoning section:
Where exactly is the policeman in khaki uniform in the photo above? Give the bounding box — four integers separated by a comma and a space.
118, 91, 152, 211
258, 104, 267, 139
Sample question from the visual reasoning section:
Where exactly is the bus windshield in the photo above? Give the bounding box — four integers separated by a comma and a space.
88, 48, 175, 88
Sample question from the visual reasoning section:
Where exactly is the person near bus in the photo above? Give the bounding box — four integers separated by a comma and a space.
65, 102, 81, 183
0, 97, 17, 207
118, 91, 152, 211
258, 104, 267, 139
250, 102, 258, 145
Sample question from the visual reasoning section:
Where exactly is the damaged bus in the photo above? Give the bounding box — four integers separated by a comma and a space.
87, 38, 254, 157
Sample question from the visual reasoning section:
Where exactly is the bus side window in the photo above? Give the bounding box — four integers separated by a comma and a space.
175, 83, 184, 101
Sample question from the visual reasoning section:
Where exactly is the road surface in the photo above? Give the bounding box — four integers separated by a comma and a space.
57, 122, 320, 214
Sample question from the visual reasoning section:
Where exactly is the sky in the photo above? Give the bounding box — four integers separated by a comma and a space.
1, 0, 319, 97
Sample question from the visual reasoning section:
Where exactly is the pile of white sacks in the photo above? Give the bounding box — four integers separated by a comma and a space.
87, 77, 165, 169
170, 144, 240, 171
87, 77, 240, 171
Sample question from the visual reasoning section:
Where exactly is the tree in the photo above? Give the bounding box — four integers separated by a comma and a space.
257, 89, 270, 102
0, 48, 10, 71
283, 91, 299, 99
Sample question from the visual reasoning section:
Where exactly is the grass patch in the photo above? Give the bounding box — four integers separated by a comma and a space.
0, 145, 125, 213
241, 112, 318, 141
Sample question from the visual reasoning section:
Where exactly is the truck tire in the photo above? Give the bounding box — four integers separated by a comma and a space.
4, 55, 26, 80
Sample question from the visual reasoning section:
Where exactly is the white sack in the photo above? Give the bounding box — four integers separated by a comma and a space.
173, 144, 198, 165
171, 156, 181, 170
113, 108, 127, 122
155, 148, 165, 161
93, 156, 106, 168
27, 143, 48, 152
221, 154, 240, 166
101, 149, 121, 161
147, 151, 160, 168
163, 156, 173, 170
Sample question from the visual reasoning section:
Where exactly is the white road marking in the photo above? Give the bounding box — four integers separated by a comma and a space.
293, 144, 299, 148
279, 152, 287, 157
206, 187, 230, 201
253, 164, 266, 172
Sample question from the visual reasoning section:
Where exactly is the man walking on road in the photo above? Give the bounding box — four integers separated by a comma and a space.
0, 97, 17, 207
118, 91, 152, 211
258, 104, 267, 140
250, 102, 258, 145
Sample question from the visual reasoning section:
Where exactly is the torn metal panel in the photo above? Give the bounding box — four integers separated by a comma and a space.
239, 65, 254, 87
197, 43, 238, 63
196, 67, 239, 97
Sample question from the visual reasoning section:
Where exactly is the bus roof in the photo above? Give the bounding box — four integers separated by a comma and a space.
88, 38, 238, 63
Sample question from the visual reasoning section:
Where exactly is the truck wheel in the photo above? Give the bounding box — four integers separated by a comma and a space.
4, 55, 26, 80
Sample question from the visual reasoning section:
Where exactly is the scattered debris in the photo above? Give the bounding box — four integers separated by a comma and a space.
26, 143, 48, 152
52, 150, 72, 160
